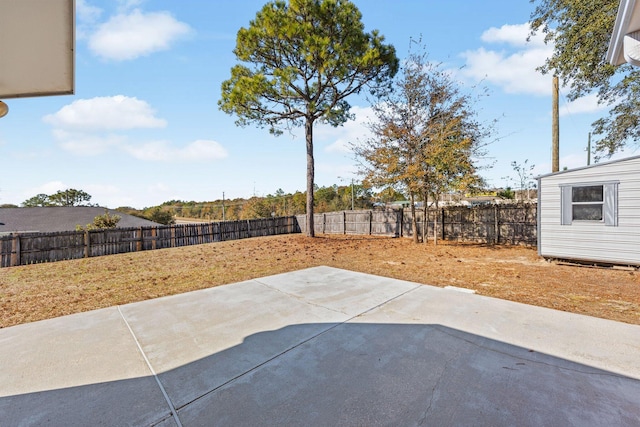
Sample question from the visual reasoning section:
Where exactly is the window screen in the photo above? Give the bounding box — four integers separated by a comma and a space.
572, 185, 603, 221
572, 186, 602, 202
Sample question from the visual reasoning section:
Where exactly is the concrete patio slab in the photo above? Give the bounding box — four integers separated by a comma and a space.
1, 266, 639, 426
179, 323, 640, 427
0, 308, 173, 426
119, 278, 351, 410
357, 284, 640, 380
255, 266, 421, 316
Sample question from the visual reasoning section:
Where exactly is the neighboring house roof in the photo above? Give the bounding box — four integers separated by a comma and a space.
0, 207, 161, 234
462, 196, 502, 206
607, 0, 640, 66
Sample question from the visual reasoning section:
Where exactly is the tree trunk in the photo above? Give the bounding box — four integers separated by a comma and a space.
410, 193, 419, 243
422, 191, 428, 244
433, 199, 439, 246
305, 117, 315, 237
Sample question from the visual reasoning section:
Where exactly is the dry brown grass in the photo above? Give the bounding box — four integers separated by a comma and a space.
1, 234, 639, 328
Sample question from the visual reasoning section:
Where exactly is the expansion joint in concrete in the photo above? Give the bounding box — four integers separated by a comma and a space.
117, 306, 183, 427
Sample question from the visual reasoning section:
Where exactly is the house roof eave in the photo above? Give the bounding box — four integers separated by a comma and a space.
607, 0, 640, 65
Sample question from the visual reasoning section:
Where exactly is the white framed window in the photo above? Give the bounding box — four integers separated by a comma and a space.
572, 185, 603, 221
560, 181, 618, 226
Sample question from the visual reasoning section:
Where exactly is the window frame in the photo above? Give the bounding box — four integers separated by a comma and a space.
560, 181, 619, 226
571, 185, 604, 222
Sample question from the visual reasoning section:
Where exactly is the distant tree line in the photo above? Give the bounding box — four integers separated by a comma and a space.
10, 184, 407, 226
10, 181, 531, 228
22, 189, 93, 207
116, 184, 408, 224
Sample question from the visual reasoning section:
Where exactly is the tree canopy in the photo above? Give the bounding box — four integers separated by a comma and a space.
76, 210, 121, 231
22, 194, 51, 207
529, 0, 640, 157
48, 189, 92, 207
22, 189, 92, 207
354, 42, 491, 243
219, 0, 398, 236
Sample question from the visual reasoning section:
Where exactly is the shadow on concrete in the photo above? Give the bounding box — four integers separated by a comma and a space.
3, 323, 640, 426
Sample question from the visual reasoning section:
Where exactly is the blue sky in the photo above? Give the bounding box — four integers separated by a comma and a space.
0, 0, 629, 209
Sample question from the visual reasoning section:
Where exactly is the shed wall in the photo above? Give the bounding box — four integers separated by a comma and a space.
538, 156, 640, 265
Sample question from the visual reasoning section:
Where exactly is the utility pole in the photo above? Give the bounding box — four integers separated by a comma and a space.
587, 132, 591, 166
351, 178, 354, 210
552, 75, 560, 172
222, 192, 226, 221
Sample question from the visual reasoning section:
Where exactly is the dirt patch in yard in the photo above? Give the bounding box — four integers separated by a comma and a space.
1, 234, 639, 328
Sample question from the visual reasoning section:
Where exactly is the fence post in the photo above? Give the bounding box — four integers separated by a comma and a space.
10, 234, 20, 267
84, 231, 90, 258
424, 208, 428, 243
171, 225, 176, 247
343, 211, 347, 235
441, 208, 446, 241
137, 227, 143, 252
323, 213, 326, 234
152, 227, 157, 250
494, 204, 499, 245
369, 210, 373, 235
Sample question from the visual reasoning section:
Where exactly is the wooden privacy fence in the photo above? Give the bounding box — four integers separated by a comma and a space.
297, 210, 402, 236
0, 216, 300, 268
297, 204, 537, 246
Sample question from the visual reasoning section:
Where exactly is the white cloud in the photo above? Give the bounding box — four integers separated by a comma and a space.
317, 106, 374, 153
480, 23, 545, 48
43, 96, 228, 162
89, 9, 192, 61
76, 0, 103, 24
123, 139, 228, 162
76, 0, 103, 40
560, 93, 608, 117
460, 22, 553, 96
460, 46, 552, 96
117, 0, 145, 12
44, 95, 166, 131
31, 181, 67, 196
463, 23, 609, 117
53, 130, 126, 156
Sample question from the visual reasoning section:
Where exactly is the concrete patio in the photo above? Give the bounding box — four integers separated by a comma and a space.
1, 266, 639, 426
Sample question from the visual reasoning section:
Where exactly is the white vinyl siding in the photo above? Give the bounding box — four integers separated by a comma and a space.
538, 156, 640, 266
